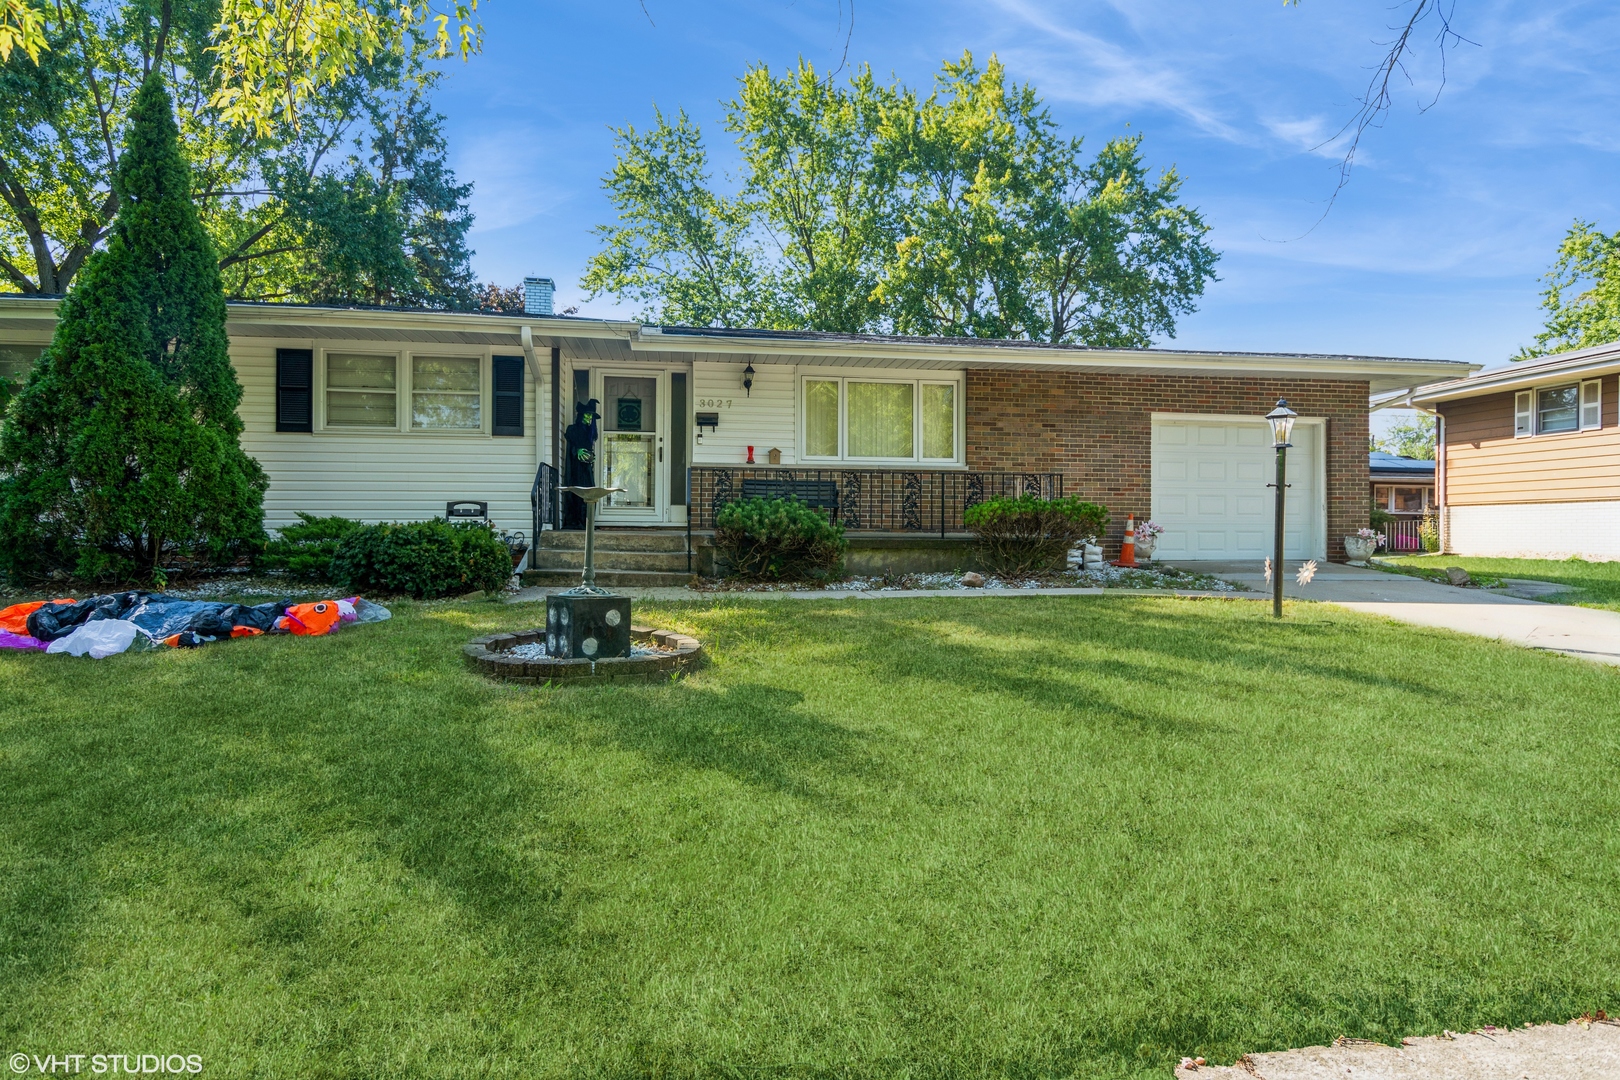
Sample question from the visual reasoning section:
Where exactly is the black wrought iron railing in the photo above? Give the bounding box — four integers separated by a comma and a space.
531, 461, 560, 541
686, 467, 1063, 541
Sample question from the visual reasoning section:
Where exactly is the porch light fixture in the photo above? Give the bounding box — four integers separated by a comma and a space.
1265, 399, 1298, 619
1266, 399, 1298, 448
742, 363, 755, 396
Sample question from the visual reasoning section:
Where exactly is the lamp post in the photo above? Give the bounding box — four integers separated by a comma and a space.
1266, 399, 1298, 619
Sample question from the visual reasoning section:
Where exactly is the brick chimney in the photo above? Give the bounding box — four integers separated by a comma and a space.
523, 277, 555, 316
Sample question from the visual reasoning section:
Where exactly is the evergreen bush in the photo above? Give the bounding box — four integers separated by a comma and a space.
964, 495, 1109, 575
0, 75, 266, 583
714, 496, 847, 581
330, 518, 513, 599
258, 514, 365, 580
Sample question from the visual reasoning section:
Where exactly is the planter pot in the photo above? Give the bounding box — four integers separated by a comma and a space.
1134, 535, 1157, 561
1343, 535, 1376, 566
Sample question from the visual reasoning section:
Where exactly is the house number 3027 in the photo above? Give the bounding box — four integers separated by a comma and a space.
697, 398, 733, 409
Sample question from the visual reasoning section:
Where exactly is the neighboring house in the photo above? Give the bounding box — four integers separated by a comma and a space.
0, 291, 1469, 564
1408, 342, 1620, 559
1369, 451, 1435, 515
1368, 451, 1436, 553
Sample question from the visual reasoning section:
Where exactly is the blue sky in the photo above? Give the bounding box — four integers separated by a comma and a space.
433, 0, 1618, 383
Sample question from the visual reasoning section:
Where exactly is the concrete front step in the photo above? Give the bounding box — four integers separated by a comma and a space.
520, 568, 695, 589
538, 528, 687, 553
532, 548, 690, 573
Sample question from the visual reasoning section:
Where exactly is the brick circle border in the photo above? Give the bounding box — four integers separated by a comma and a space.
465, 625, 704, 685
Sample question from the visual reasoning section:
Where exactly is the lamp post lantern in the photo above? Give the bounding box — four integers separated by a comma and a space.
1265, 399, 1298, 619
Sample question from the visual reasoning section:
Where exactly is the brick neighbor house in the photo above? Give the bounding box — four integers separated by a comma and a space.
0, 290, 1470, 579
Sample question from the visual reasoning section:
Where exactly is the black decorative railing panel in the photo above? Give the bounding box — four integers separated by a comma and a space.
686, 467, 1063, 537
531, 461, 560, 541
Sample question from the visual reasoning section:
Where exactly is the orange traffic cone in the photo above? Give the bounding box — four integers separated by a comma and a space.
1118, 515, 1137, 567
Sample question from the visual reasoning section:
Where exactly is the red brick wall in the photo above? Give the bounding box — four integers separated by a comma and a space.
965, 369, 1371, 561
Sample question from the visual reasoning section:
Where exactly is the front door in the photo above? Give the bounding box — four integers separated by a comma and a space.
596, 370, 667, 523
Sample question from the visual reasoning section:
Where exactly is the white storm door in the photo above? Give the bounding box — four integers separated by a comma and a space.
596, 370, 668, 523
1150, 418, 1321, 561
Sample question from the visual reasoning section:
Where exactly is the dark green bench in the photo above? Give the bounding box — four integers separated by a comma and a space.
739, 478, 840, 517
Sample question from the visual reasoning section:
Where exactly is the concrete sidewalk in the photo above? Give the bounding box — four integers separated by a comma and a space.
1185, 560, 1620, 667
1176, 1020, 1620, 1080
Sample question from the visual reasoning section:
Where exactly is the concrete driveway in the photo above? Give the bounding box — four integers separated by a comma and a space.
1185, 560, 1620, 666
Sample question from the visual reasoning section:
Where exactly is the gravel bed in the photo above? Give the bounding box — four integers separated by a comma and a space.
695, 564, 1242, 594
504, 641, 672, 661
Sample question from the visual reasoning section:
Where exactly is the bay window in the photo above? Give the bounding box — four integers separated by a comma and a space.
800, 375, 960, 463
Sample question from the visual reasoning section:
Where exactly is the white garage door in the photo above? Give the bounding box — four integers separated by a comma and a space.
1150, 418, 1321, 561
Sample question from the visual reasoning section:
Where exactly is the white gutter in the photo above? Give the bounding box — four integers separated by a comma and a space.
519, 325, 544, 385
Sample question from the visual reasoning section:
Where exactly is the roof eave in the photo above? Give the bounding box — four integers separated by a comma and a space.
633, 328, 1471, 381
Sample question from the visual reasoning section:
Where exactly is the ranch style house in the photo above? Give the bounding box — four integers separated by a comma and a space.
0, 290, 1472, 569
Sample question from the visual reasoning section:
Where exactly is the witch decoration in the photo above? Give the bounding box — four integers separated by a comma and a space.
563, 398, 600, 530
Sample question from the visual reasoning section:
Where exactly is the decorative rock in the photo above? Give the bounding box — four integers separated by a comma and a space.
960, 571, 986, 588
1445, 566, 1473, 587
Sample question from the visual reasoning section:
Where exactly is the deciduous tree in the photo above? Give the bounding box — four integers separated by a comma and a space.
586, 53, 1219, 345
0, 0, 482, 306
1517, 220, 1620, 359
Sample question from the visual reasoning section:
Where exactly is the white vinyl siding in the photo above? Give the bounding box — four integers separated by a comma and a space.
691, 360, 796, 466
239, 341, 544, 538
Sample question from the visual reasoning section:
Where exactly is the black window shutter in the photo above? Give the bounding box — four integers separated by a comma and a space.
492, 355, 524, 436
276, 349, 313, 432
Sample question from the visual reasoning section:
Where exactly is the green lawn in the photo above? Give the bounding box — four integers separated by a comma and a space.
4, 597, 1620, 1078
1379, 555, 1620, 611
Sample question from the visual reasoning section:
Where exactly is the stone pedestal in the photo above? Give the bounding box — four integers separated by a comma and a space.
546, 593, 631, 659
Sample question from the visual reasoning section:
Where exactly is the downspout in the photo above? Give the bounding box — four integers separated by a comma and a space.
521, 326, 545, 551
1400, 393, 1445, 553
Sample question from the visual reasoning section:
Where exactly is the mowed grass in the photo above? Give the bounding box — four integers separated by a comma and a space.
3, 596, 1620, 1079
1382, 554, 1620, 611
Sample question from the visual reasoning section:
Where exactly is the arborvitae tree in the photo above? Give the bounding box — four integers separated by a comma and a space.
0, 74, 266, 583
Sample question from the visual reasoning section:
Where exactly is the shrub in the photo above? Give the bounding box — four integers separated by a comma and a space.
1419, 510, 1440, 553
714, 496, 846, 581
0, 75, 265, 584
964, 495, 1110, 575
258, 513, 365, 580
330, 518, 513, 599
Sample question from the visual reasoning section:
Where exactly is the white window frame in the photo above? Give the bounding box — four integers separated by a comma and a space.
1517, 380, 1604, 438
797, 373, 965, 465
315, 346, 492, 436
408, 353, 488, 433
